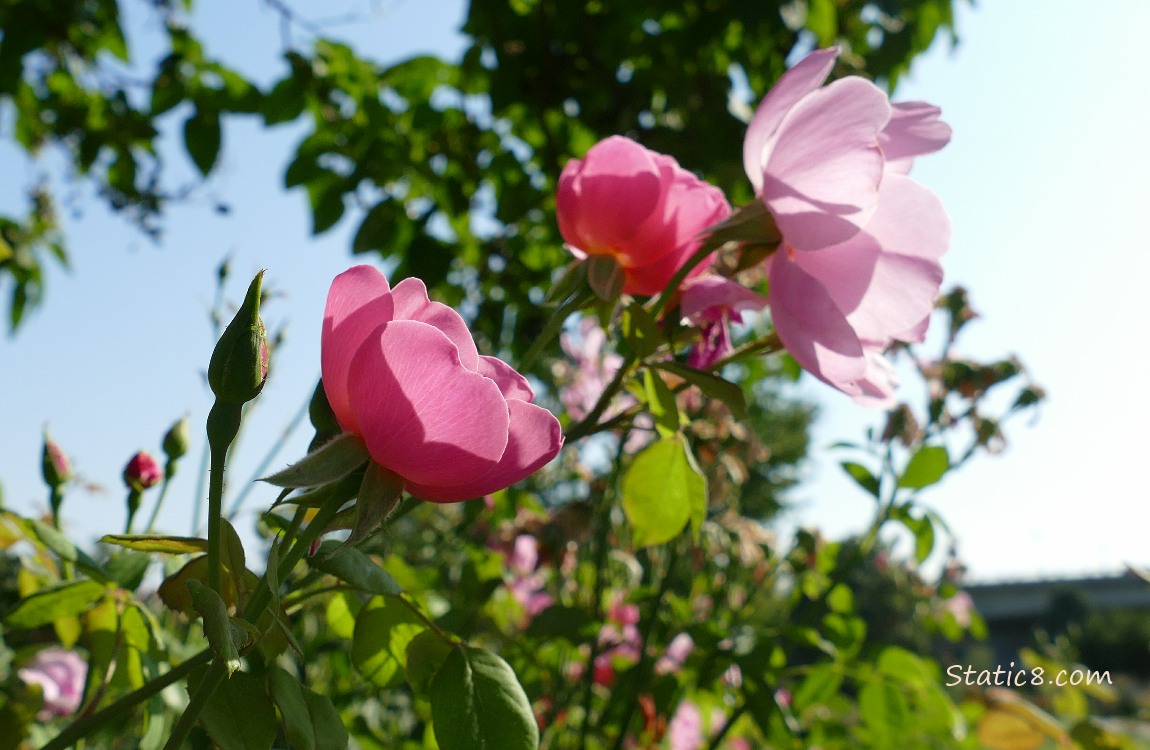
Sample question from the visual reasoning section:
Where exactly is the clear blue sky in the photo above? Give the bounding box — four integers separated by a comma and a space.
1, 0, 1146, 581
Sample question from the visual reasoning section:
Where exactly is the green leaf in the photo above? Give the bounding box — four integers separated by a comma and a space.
525, 605, 595, 641
267, 666, 349, 750
806, 0, 838, 46
197, 670, 278, 750
101, 534, 208, 554
621, 302, 661, 358
652, 361, 747, 418
877, 646, 933, 688
898, 445, 949, 490
262, 433, 370, 488
405, 630, 454, 696
184, 106, 222, 175
324, 591, 359, 640
6, 512, 109, 582
4, 580, 105, 629
791, 663, 843, 713
105, 551, 151, 590
622, 435, 707, 547
351, 595, 426, 688
309, 540, 402, 596
840, 461, 880, 498
858, 680, 909, 747
262, 76, 307, 125
429, 646, 539, 750
643, 369, 680, 438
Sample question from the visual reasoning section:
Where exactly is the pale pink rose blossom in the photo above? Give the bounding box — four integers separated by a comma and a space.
18, 648, 87, 720
558, 136, 731, 297
322, 265, 563, 502
744, 47, 951, 405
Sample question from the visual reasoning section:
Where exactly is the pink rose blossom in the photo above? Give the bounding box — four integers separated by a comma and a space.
744, 47, 951, 405
18, 648, 87, 720
322, 265, 563, 503
557, 136, 731, 297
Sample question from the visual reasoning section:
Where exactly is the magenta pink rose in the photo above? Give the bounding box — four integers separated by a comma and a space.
743, 47, 951, 405
18, 648, 87, 720
321, 265, 563, 503
557, 136, 730, 297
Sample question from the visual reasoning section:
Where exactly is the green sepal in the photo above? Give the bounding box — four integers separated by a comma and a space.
261, 433, 370, 488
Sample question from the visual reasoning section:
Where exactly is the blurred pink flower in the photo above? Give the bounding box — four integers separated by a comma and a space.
18, 648, 86, 720
655, 633, 695, 675
940, 590, 975, 628
559, 318, 626, 422
744, 47, 951, 405
558, 136, 730, 296
123, 451, 162, 491
681, 276, 769, 368
667, 701, 704, 750
322, 265, 563, 502
505, 535, 554, 620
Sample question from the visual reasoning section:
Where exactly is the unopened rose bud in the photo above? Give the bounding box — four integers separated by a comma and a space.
208, 271, 269, 405
162, 416, 190, 464
123, 451, 163, 492
41, 433, 72, 490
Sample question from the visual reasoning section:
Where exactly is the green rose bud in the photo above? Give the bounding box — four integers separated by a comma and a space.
208, 271, 269, 405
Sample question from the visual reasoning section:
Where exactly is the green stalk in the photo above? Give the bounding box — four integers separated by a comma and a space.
205, 403, 242, 596
608, 541, 681, 750
161, 659, 228, 750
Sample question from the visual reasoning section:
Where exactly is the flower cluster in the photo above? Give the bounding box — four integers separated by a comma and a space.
557, 47, 951, 405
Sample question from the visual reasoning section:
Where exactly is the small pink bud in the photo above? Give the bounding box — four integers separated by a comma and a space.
41, 434, 72, 489
123, 451, 163, 492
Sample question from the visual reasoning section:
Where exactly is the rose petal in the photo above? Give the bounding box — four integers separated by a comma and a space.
347, 320, 509, 487
404, 399, 562, 503
322, 266, 398, 431
790, 175, 948, 343
681, 275, 769, 322
743, 47, 840, 193
881, 101, 952, 174
557, 136, 665, 253
852, 348, 899, 408
762, 76, 891, 251
477, 355, 536, 402
768, 251, 866, 394
388, 277, 481, 370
